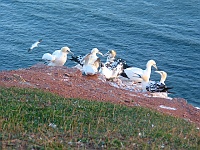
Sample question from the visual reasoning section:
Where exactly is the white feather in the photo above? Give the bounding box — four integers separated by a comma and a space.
122, 60, 157, 83
42, 47, 72, 66
100, 63, 123, 79
42, 53, 56, 61
28, 39, 42, 52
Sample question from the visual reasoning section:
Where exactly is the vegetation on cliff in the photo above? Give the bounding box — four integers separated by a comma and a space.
1, 86, 200, 149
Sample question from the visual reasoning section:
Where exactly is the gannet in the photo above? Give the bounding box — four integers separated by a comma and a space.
100, 62, 123, 79
120, 60, 157, 83
103, 50, 130, 70
42, 46, 73, 66
70, 48, 103, 66
28, 39, 42, 52
82, 54, 101, 75
136, 70, 173, 92
146, 71, 173, 92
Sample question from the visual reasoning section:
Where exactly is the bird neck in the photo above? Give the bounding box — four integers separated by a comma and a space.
160, 77, 166, 85
144, 66, 152, 78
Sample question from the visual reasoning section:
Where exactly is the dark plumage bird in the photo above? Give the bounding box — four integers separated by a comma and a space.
70, 55, 84, 66
100, 62, 124, 79
146, 81, 173, 93
103, 50, 130, 70
146, 71, 173, 93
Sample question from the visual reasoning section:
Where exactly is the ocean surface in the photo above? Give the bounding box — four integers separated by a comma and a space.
0, 0, 199, 107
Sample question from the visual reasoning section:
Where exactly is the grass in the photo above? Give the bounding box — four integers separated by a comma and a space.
0, 86, 200, 149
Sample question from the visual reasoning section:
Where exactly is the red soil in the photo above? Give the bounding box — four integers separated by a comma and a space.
0, 64, 199, 127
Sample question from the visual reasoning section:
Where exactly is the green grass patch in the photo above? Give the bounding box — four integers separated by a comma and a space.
0, 86, 200, 149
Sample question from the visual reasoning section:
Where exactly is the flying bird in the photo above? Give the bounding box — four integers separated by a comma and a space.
28, 39, 42, 52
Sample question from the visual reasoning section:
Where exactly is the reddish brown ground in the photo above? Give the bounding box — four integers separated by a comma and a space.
0, 64, 200, 127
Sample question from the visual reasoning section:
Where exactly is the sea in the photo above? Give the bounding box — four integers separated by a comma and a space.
0, 0, 199, 107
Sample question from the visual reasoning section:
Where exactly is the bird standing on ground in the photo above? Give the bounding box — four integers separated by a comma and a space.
103, 50, 130, 70
81, 48, 103, 65
100, 62, 124, 79
146, 71, 173, 92
70, 48, 103, 66
42, 46, 73, 66
28, 39, 42, 52
120, 60, 157, 83
135, 70, 173, 93
104, 50, 117, 66
82, 54, 101, 75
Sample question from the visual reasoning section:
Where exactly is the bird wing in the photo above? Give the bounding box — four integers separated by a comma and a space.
28, 41, 41, 52
69, 55, 84, 66
42, 53, 56, 61
147, 82, 173, 93
83, 64, 97, 75
124, 67, 144, 78
31, 41, 40, 49
88, 54, 97, 65
52, 50, 61, 56
100, 66, 112, 79
80, 53, 89, 62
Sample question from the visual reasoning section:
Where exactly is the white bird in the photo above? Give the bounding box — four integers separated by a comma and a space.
120, 60, 157, 83
82, 54, 101, 75
42, 46, 73, 66
28, 39, 42, 52
155, 71, 167, 85
70, 48, 103, 66
100, 62, 123, 79
81, 48, 103, 65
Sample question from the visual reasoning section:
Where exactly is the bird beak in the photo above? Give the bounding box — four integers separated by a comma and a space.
98, 52, 103, 56
153, 64, 158, 70
69, 51, 74, 56
103, 51, 110, 57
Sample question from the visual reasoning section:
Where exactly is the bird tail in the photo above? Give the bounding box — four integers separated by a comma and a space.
69, 55, 83, 66
42, 53, 54, 61
161, 86, 174, 93
166, 87, 173, 90
165, 87, 174, 94
120, 71, 130, 79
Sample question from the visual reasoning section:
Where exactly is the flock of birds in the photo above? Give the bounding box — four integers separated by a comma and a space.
28, 40, 173, 94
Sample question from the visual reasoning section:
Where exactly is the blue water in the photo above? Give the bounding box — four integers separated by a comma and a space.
0, 0, 200, 107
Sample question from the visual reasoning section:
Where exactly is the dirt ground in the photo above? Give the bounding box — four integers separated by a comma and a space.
0, 64, 200, 127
